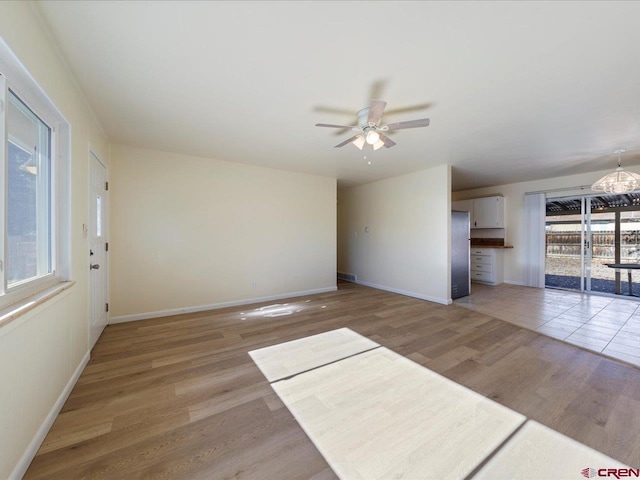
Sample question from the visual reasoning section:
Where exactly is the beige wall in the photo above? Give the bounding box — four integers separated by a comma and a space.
0, 3, 109, 479
453, 165, 640, 285
109, 144, 337, 319
338, 164, 451, 304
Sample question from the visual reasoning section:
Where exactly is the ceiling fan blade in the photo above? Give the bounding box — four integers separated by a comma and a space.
367, 100, 387, 125
335, 135, 363, 148
385, 118, 430, 131
384, 103, 433, 116
368, 79, 388, 103
379, 133, 396, 148
316, 123, 359, 129
332, 122, 359, 136
314, 106, 357, 115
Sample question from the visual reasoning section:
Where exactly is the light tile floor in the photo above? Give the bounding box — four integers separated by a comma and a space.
454, 283, 640, 368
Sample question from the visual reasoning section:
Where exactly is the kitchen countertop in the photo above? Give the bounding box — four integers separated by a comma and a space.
471, 245, 514, 249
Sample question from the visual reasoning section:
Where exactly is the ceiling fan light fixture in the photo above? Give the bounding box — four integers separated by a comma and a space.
592, 149, 640, 194
372, 139, 385, 151
352, 135, 365, 150
365, 130, 380, 145
19, 157, 37, 175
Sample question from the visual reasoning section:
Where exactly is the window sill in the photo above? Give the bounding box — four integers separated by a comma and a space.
0, 281, 76, 329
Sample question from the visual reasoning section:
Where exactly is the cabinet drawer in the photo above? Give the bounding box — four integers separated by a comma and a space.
471, 249, 493, 256
471, 255, 491, 265
471, 263, 493, 273
471, 271, 495, 282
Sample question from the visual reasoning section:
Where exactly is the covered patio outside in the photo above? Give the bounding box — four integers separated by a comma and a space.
546, 193, 640, 296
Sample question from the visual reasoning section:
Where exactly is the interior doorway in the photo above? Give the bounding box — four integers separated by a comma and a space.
89, 149, 108, 349
545, 193, 640, 296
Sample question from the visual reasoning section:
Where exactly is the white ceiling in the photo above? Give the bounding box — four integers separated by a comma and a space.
35, 1, 640, 190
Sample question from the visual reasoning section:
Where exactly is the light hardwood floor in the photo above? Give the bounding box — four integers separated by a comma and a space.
249, 327, 378, 382
270, 345, 526, 479
24, 282, 640, 479
474, 420, 626, 479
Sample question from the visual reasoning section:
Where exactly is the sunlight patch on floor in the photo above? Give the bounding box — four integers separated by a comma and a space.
252, 328, 627, 480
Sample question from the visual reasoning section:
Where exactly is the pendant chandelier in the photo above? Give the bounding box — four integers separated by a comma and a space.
591, 149, 640, 194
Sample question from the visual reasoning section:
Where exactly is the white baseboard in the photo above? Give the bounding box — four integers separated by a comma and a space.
109, 286, 338, 324
355, 280, 452, 305
504, 280, 528, 287
10, 350, 90, 480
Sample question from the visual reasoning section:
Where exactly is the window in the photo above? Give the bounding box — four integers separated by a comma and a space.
0, 44, 70, 307
7, 91, 52, 287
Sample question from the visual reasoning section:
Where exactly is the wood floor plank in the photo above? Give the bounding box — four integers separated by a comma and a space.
23, 281, 640, 478
474, 421, 625, 479
270, 347, 526, 480
249, 327, 379, 382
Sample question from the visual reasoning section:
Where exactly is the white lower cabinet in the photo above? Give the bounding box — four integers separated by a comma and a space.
470, 248, 504, 285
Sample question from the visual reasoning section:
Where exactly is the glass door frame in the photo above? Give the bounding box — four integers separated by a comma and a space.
584, 197, 590, 292
547, 194, 625, 295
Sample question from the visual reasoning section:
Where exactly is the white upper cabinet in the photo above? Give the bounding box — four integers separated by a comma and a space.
451, 199, 473, 213
472, 196, 505, 228
452, 196, 505, 228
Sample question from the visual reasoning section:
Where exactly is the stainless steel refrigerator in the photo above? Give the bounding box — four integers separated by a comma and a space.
451, 210, 471, 299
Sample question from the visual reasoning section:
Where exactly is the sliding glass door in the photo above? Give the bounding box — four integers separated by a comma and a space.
546, 198, 585, 291
545, 194, 640, 296
586, 206, 616, 294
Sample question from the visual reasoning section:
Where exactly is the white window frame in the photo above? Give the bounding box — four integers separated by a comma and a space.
0, 36, 71, 309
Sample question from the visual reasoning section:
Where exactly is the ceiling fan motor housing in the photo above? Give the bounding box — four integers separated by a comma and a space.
357, 107, 371, 128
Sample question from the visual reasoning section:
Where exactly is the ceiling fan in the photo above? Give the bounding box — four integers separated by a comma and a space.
315, 99, 430, 150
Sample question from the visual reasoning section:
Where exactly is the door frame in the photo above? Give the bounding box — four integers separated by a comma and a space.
548, 193, 632, 295
88, 144, 109, 347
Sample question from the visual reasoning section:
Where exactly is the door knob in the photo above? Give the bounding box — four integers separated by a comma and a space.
90, 264, 100, 270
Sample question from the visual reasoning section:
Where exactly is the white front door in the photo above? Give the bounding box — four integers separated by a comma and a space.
89, 150, 108, 349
